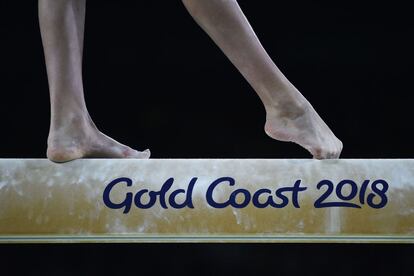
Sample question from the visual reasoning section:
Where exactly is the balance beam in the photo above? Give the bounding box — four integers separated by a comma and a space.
0, 159, 413, 243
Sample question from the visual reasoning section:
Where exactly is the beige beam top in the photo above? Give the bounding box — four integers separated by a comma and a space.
0, 159, 413, 243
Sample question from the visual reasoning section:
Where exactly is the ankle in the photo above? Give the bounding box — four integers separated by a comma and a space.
265, 97, 308, 121
258, 80, 307, 118
49, 113, 95, 141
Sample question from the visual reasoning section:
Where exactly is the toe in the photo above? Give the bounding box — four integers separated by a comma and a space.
338, 140, 343, 155
141, 149, 151, 159
327, 146, 337, 159
332, 150, 340, 159
311, 146, 325, 160
333, 139, 343, 159
312, 146, 338, 160
126, 148, 151, 159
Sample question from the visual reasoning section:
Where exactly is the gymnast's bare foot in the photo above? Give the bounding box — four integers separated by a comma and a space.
264, 85, 343, 159
47, 114, 150, 163
181, 0, 343, 159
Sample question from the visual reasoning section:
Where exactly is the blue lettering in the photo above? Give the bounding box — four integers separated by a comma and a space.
206, 177, 234, 208
103, 177, 133, 214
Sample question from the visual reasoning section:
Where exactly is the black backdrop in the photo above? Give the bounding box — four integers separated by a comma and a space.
0, 1, 413, 275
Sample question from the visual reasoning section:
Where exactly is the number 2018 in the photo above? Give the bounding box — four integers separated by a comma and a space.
314, 179, 388, 209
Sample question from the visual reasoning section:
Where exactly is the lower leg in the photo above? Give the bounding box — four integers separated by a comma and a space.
39, 0, 150, 162
182, 0, 342, 159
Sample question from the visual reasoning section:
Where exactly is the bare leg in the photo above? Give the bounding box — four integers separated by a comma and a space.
38, 0, 150, 162
182, 0, 343, 159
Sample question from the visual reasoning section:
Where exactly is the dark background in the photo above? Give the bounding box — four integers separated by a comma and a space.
0, 0, 412, 275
